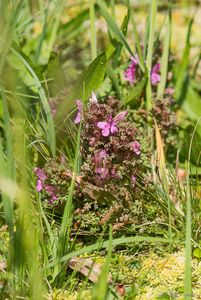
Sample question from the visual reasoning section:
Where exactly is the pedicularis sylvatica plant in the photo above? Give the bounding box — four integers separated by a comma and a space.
34, 95, 154, 233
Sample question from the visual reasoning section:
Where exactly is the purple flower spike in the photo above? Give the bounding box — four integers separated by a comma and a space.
124, 56, 138, 85
74, 100, 83, 124
131, 141, 141, 156
97, 111, 127, 137
151, 63, 161, 86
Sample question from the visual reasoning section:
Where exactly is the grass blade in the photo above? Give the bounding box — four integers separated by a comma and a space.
11, 46, 56, 157
53, 121, 82, 283
184, 117, 201, 298
175, 18, 193, 103
157, 12, 171, 97
127, 0, 145, 72
48, 236, 173, 269
96, 0, 133, 56
34, 6, 49, 63
146, 0, 157, 111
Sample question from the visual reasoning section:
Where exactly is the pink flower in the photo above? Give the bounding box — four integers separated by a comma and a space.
111, 168, 120, 179
165, 87, 174, 95
34, 167, 47, 192
44, 184, 58, 202
124, 56, 138, 85
131, 141, 141, 156
94, 150, 108, 164
151, 63, 160, 86
95, 167, 109, 179
36, 180, 43, 192
97, 111, 127, 137
74, 100, 83, 124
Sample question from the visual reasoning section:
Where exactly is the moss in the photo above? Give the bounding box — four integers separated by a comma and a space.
67, 250, 201, 300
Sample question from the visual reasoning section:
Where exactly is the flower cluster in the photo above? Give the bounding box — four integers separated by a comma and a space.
34, 96, 148, 233
34, 158, 73, 205
34, 167, 58, 203
124, 56, 138, 85
151, 63, 161, 86
80, 98, 142, 188
124, 56, 161, 87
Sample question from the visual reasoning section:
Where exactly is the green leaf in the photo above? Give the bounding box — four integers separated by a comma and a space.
106, 64, 121, 98
73, 52, 107, 101
193, 248, 201, 259
45, 51, 67, 97
175, 18, 193, 102
124, 72, 147, 105
181, 82, 201, 121
180, 125, 201, 166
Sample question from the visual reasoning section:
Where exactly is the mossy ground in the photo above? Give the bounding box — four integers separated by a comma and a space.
44, 249, 201, 300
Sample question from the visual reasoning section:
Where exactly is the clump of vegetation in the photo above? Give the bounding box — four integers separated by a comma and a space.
35, 97, 168, 236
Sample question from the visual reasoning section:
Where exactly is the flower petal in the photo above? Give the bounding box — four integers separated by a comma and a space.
151, 73, 161, 86
130, 56, 138, 65
95, 167, 109, 179
36, 179, 43, 192
97, 121, 108, 129
74, 112, 81, 124
102, 127, 110, 137
110, 124, 118, 134
76, 100, 83, 112
74, 100, 83, 124
131, 141, 141, 155
114, 111, 128, 123
152, 63, 160, 73
34, 167, 47, 181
